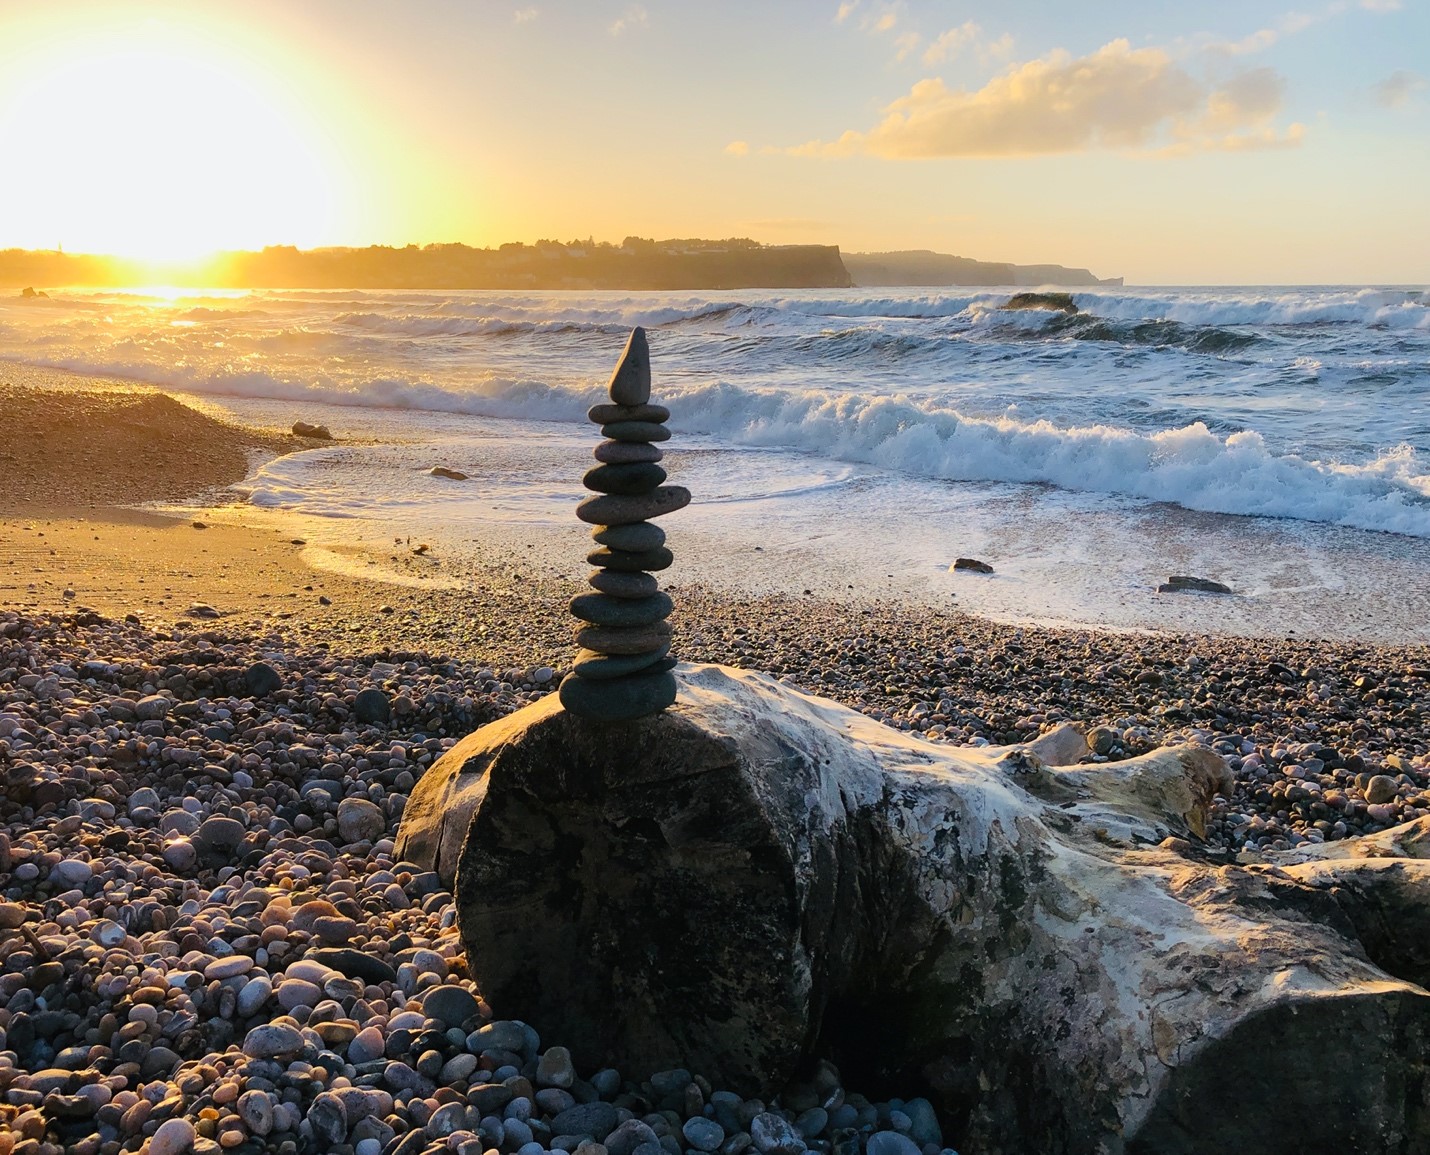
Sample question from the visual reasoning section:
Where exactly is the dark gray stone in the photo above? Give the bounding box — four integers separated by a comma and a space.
592, 521, 666, 551
589, 570, 660, 599
574, 621, 672, 655
422, 985, 480, 1028
601, 421, 670, 443
353, 687, 391, 724
607, 327, 652, 406
309, 1092, 348, 1147
594, 440, 664, 465
571, 646, 671, 680
570, 591, 672, 628
577, 487, 690, 526
606, 1120, 661, 1155
953, 557, 994, 574
865, 1133, 918, 1155
1159, 575, 1233, 594
558, 671, 677, 721
587, 546, 674, 573
308, 948, 398, 986
193, 816, 245, 855
244, 662, 282, 695
588, 402, 670, 425
583, 462, 667, 495
551, 1101, 620, 1140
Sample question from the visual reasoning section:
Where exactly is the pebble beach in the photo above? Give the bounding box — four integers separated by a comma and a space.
2, 382, 1429, 1155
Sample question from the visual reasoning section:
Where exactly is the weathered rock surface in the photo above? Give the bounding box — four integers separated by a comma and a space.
397, 662, 1430, 1155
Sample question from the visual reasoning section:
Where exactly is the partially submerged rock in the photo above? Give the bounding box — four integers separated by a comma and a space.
291, 420, 333, 440
1159, 574, 1233, 594
1002, 291, 1078, 314
951, 557, 993, 574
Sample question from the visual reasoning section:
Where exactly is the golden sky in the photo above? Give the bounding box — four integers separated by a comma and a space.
0, 0, 1426, 283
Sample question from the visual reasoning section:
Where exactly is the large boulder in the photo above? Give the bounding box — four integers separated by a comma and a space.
396, 663, 1430, 1155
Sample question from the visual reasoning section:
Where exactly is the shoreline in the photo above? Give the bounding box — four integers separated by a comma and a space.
2, 379, 1429, 1153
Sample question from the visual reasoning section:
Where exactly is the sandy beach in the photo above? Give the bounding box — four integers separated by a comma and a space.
3, 381, 1429, 1154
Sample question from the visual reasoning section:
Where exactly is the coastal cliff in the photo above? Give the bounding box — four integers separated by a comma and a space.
1, 238, 853, 291
845, 249, 1120, 287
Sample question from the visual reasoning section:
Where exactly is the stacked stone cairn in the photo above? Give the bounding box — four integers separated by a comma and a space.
558, 326, 690, 721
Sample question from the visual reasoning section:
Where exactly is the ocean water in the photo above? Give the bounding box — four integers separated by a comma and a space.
3, 284, 1428, 640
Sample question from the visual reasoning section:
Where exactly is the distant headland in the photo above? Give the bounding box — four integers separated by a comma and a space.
1, 237, 1119, 291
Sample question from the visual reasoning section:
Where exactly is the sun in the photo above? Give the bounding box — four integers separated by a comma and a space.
0, 20, 349, 263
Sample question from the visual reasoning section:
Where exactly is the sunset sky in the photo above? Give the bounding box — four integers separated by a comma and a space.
0, 0, 1425, 283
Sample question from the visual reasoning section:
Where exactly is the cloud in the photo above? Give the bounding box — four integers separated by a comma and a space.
1361, 0, 1401, 10
725, 140, 750, 156
1375, 69, 1426, 106
894, 32, 922, 61
923, 21, 980, 65
790, 39, 1302, 158
513, 7, 538, 22
835, 1, 859, 23
609, 4, 647, 35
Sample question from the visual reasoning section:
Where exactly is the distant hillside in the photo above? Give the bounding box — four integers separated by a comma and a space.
845, 250, 1121, 288
0, 238, 852, 291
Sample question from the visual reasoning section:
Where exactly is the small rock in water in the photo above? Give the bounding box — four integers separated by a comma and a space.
952, 558, 994, 574
292, 420, 333, 439
1158, 575, 1233, 595
429, 466, 469, 480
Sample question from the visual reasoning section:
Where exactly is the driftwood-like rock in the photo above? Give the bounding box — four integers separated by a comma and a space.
396, 664, 1430, 1154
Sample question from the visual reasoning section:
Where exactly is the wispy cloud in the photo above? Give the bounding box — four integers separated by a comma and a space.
1361, 0, 1402, 10
894, 32, 922, 61
725, 140, 750, 156
513, 7, 538, 23
790, 39, 1303, 158
922, 21, 979, 65
609, 3, 647, 35
835, 1, 859, 24
1375, 69, 1425, 106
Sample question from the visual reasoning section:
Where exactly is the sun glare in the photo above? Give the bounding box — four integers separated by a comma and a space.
0, 21, 347, 264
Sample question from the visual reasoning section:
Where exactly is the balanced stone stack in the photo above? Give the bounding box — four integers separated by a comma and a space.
558, 327, 690, 721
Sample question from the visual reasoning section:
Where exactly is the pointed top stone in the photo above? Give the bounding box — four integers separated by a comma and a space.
607, 327, 651, 406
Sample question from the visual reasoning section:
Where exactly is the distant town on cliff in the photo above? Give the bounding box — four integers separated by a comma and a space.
1, 237, 1122, 291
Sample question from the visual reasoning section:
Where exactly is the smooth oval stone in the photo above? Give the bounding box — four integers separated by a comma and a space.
558, 669, 677, 722
423, 985, 481, 1028
601, 420, 670, 443
307, 948, 397, 986
607, 327, 651, 406
588, 402, 670, 425
569, 591, 672, 628
592, 521, 665, 551
576, 487, 690, 526
575, 621, 672, 655
589, 569, 660, 598
570, 645, 671, 680
594, 440, 663, 465
583, 462, 667, 495
587, 546, 673, 572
